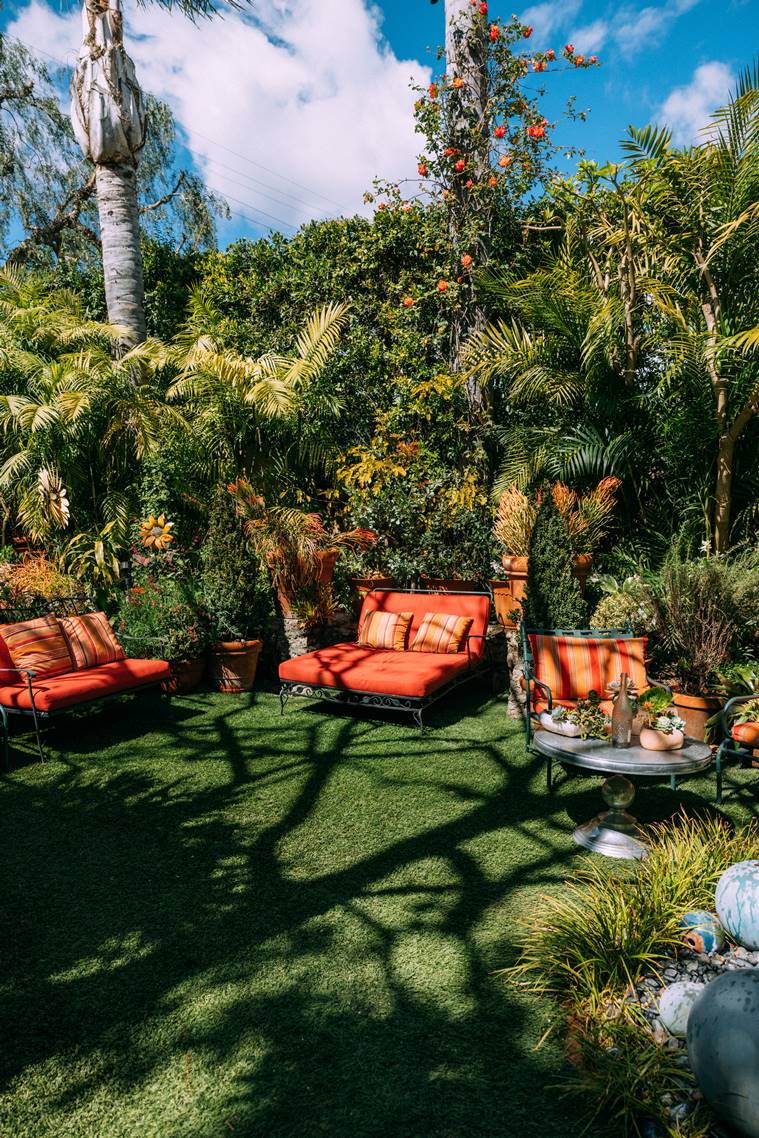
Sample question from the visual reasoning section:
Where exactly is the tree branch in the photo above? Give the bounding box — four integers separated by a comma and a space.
139, 171, 185, 215
7, 174, 97, 262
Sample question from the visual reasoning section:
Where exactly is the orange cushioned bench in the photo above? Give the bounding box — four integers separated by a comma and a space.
0, 612, 170, 764
278, 589, 492, 728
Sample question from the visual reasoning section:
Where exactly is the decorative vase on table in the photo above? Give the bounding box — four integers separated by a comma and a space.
611, 673, 633, 748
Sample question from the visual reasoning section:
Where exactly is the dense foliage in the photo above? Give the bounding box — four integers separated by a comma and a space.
523, 488, 588, 628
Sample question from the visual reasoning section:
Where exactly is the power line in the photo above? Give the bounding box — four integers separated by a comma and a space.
205, 185, 297, 232
196, 153, 332, 217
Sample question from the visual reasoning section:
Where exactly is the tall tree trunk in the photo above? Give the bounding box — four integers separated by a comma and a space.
714, 431, 735, 554
95, 162, 146, 344
71, 0, 147, 350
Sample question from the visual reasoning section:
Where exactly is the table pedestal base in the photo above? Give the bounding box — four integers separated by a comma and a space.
572, 774, 648, 860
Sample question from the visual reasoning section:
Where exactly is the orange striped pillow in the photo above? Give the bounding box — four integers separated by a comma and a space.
358, 610, 413, 651
58, 612, 126, 670
528, 635, 648, 700
0, 615, 73, 678
410, 612, 473, 654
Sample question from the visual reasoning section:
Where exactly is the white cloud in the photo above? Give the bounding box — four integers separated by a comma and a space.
519, 0, 583, 40
571, 19, 609, 53
613, 0, 702, 56
8, 0, 431, 235
658, 61, 734, 144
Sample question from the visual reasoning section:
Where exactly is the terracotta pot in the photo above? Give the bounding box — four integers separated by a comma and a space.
163, 656, 206, 695
639, 726, 684, 751
501, 554, 593, 627
490, 579, 520, 630
420, 576, 481, 593
209, 639, 262, 693
316, 549, 340, 586
349, 575, 396, 614
672, 692, 722, 742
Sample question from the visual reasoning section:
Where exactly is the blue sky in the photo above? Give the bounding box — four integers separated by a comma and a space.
3, 0, 755, 248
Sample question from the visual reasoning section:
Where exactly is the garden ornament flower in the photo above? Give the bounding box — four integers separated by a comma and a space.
37, 468, 70, 528
140, 514, 174, 550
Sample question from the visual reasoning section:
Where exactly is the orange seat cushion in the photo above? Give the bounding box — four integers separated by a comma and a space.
0, 658, 170, 713
528, 634, 648, 700
732, 722, 759, 747
279, 643, 471, 698
0, 615, 73, 678
59, 611, 126, 669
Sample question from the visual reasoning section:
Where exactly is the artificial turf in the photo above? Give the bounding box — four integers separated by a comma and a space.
0, 685, 756, 1138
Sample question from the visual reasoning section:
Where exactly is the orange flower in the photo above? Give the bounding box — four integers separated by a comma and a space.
402, 296, 414, 308
377, 202, 386, 210
465, 178, 474, 188
488, 175, 498, 187
574, 54, 585, 66
545, 49, 556, 61
428, 83, 438, 98
461, 254, 473, 267
442, 188, 450, 199
418, 162, 428, 177
498, 154, 512, 167
453, 76, 465, 89
489, 24, 499, 41
532, 59, 547, 71
454, 158, 466, 172
437, 280, 449, 292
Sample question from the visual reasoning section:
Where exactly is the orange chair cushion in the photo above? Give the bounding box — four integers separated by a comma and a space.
528, 634, 648, 700
359, 591, 491, 661
279, 643, 470, 698
59, 611, 126, 670
732, 721, 759, 747
0, 657, 170, 713
0, 615, 73, 679
357, 609, 413, 651
410, 612, 473, 654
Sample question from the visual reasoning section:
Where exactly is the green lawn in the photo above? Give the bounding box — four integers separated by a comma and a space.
0, 686, 756, 1138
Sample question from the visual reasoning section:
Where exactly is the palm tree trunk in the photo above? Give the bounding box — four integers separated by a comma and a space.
96, 162, 146, 347
71, 1, 147, 350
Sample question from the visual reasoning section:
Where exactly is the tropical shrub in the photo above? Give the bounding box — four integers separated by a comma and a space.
115, 557, 209, 664
495, 478, 621, 557
590, 574, 657, 634
522, 487, 588, 628
0, 554, 81, 610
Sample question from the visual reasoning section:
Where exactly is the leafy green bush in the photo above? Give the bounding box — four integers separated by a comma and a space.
523, 486, 588, 628
590, 574, 657, 633
199, 485, 270, 641
115, 559, 209, 664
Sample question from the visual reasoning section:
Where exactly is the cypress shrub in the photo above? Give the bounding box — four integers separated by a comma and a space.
200, 485, 269, 641
523, 486, 588, 629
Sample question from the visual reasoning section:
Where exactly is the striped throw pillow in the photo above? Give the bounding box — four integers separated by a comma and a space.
410, 612, 473, 654
0, 615, 73, 678
528, 635, 648, 700
58, 612, 126, 670
358, 610, 413, 651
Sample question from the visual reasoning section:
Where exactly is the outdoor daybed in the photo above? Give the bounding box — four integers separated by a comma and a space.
279, 588, 492, 728
0, 611, 169, 763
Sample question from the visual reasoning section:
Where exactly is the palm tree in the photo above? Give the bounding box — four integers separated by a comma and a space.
70, 0, 242, 350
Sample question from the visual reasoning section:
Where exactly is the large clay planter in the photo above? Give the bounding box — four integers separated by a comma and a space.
501, 554, 593, 629
490, 579, 520, 629
209, 639, 262, 693
639, 726, 684, 751
349, 575, 396, 615
163, 656, 206, 695
672, 692, 722, 742
420, 576, 481, 592
316, 550, 340, 585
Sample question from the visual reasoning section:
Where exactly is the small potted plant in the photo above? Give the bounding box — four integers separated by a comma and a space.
200, 486, 269, 692
539, 693, 610, 740
637, 688, 685, 751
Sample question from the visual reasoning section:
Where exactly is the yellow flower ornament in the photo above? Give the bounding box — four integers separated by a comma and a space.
140, 514, 174, 549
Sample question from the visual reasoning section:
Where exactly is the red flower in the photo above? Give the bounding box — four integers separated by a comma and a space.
461, 254, 473, 267
377, 202, 387, 210
523, 25, 533, 37
488, 175, 498, 187
589, 55, 598, 64
418, 162, 428, 176
565, 42, 574, 54
456, 276, 463, 283
444, 146, 460, 157
574, 54, 585, 66
465, 178, 474, 188
402, 296, 414, 308
489, 24, 499, 41
526, 124, 545, 139
454, 158, 466, 172
545, 48, 555, 60
437, 280, 449, 292
478, 1, 487, 13
494, 124, 506, 139
532, 60, 547, 72
428, 83, 438, 98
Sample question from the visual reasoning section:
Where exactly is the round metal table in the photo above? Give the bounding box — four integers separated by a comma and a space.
533, 731, 713, 859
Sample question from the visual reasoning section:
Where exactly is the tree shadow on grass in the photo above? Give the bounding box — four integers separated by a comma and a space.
0, 690, 611, 1138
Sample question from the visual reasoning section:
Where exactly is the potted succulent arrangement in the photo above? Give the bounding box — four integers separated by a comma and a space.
199, 486, 269, 693
636, 688, 685, 751
494, 478, 620, 629
539, 693, 610, 740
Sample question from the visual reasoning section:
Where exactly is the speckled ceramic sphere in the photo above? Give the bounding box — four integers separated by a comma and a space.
678, 910, 726, 954
658, 981, 704, 1038
687, 971, 759, 1138
715, 860, 759, 951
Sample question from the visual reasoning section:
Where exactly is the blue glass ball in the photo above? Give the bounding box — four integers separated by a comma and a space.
678, 910, 725, 954
687, 971, 759, 1138
716, 860, 759, 951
